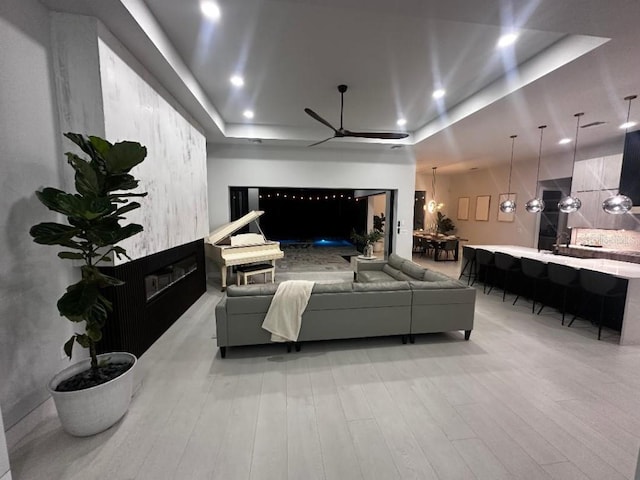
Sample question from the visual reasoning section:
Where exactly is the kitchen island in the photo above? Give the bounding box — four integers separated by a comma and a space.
468, 245, 640, 345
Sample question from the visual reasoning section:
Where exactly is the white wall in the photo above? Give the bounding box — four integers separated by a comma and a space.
207, 145, 416, 257
0, 0, 77, 432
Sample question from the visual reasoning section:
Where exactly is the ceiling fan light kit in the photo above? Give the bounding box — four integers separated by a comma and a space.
525, 125, 547, 213
558, 112, 584, 213
602, 94, 636, 214
304, 84, 410, 147
499, 135, 517, 214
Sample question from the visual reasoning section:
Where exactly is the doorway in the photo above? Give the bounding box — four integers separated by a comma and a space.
537, 178, 570, 250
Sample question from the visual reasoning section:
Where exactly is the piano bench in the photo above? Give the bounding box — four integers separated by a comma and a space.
236, 263, 276, 286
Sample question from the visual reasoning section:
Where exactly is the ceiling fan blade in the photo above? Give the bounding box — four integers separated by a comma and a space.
304, 108, 338, 132
344, 131, 410, 140
307, 136, 335, 147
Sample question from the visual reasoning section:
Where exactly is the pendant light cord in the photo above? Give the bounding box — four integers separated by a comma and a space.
535, 125, 546, 186
507, 135, 516, 194
569, 113, 583, 183
432, 167, 437, 201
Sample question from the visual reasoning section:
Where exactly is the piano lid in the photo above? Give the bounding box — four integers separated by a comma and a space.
207, 210, 265, 245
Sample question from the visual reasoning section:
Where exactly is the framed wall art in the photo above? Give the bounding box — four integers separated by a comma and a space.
475, 195, 491, 221
457, 197, 470, 220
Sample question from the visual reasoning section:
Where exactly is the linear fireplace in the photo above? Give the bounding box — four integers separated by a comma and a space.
98, 240, 206, 357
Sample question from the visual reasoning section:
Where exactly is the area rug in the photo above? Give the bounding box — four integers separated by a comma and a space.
276, 245, 358, 272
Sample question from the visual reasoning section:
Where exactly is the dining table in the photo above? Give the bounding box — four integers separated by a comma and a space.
413, 232, 466, 261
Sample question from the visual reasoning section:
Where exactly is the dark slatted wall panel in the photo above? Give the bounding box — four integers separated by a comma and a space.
98, 240, 206, 357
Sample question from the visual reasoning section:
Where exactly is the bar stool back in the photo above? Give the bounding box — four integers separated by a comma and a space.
494, 252, 522, 303
572, 269, 627, 340
547, 263, 580, 325
520, 258, 548, 314
459, 246, 477, 285
475, 249, 496, 294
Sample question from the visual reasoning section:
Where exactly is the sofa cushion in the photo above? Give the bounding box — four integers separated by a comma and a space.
227, 283, 279, 296
311, 282, 353, 294
382, 264, 401, 278
388, 253, 406, 269
409, 280, 465, 290
358, 270, 395, 282
422, 269, 451, 282
354, 281, 411, 292
400, 261, 426, 280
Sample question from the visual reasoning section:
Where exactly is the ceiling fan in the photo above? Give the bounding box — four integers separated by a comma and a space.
304, 84, 410, 147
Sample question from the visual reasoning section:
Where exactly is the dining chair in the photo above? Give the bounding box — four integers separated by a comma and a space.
475, 249, 496, 294
519, 257, 548, 314
459, 246, 477, 285
547, 263, 580, 325
438, 239, 459, 261
571, 269, 627, 340
494, 252, 522, 303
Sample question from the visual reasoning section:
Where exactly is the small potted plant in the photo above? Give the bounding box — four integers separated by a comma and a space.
436, 211, 456, 235
29, 132, 147, 436
373, 213, 386, 253
350, 229, 383, 257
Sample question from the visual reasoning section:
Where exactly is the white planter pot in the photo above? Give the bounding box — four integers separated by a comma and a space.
373, 239, 384, 253
48, 352, 136, 437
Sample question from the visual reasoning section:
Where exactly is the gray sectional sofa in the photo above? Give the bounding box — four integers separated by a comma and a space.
214, 253, 476, 357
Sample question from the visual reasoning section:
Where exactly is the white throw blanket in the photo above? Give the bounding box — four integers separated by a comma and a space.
261, 280, 315, 342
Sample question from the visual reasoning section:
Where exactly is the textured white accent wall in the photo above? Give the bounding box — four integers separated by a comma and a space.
0, 0, 77, 434
207, 145, 416, 258
98, 33, 209, 264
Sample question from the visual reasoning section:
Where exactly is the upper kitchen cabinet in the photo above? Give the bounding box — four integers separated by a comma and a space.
571, 154, 623, 192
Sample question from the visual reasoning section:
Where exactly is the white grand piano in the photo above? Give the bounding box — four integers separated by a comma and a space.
204, 210, 284, 290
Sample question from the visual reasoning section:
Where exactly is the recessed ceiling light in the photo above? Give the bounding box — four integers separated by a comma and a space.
497, 32, 519, 48
230, 75, 244, 87
200, 1, 221, 21
432, 89, 446, 99
397, 118, 407, 126
243, 110, 254, 119
559, 138, 572, 144
620, 121, 637, 129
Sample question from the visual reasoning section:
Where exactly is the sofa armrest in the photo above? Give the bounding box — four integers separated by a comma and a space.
215, 296, 229, 346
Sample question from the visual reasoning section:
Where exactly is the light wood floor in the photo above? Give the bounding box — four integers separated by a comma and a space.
8, 257, 640, 479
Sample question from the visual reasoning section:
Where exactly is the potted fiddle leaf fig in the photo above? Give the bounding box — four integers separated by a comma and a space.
29, 132, 147, 436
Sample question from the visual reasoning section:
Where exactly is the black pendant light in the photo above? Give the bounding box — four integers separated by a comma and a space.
602, 95, 636, 214
499, 135, 517, 213
558, 113, 584, 213
525, 125, 547, 213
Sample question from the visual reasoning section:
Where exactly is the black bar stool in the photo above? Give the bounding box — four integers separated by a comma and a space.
519, 258, 548, 314
547, 263, 580, 325
459, 246, 477, 285
475, 249, 496, 294
494, 252, 522, 303
571, 269, 627, 340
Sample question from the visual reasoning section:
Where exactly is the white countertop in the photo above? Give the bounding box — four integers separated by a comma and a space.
468, 245, 640, 279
